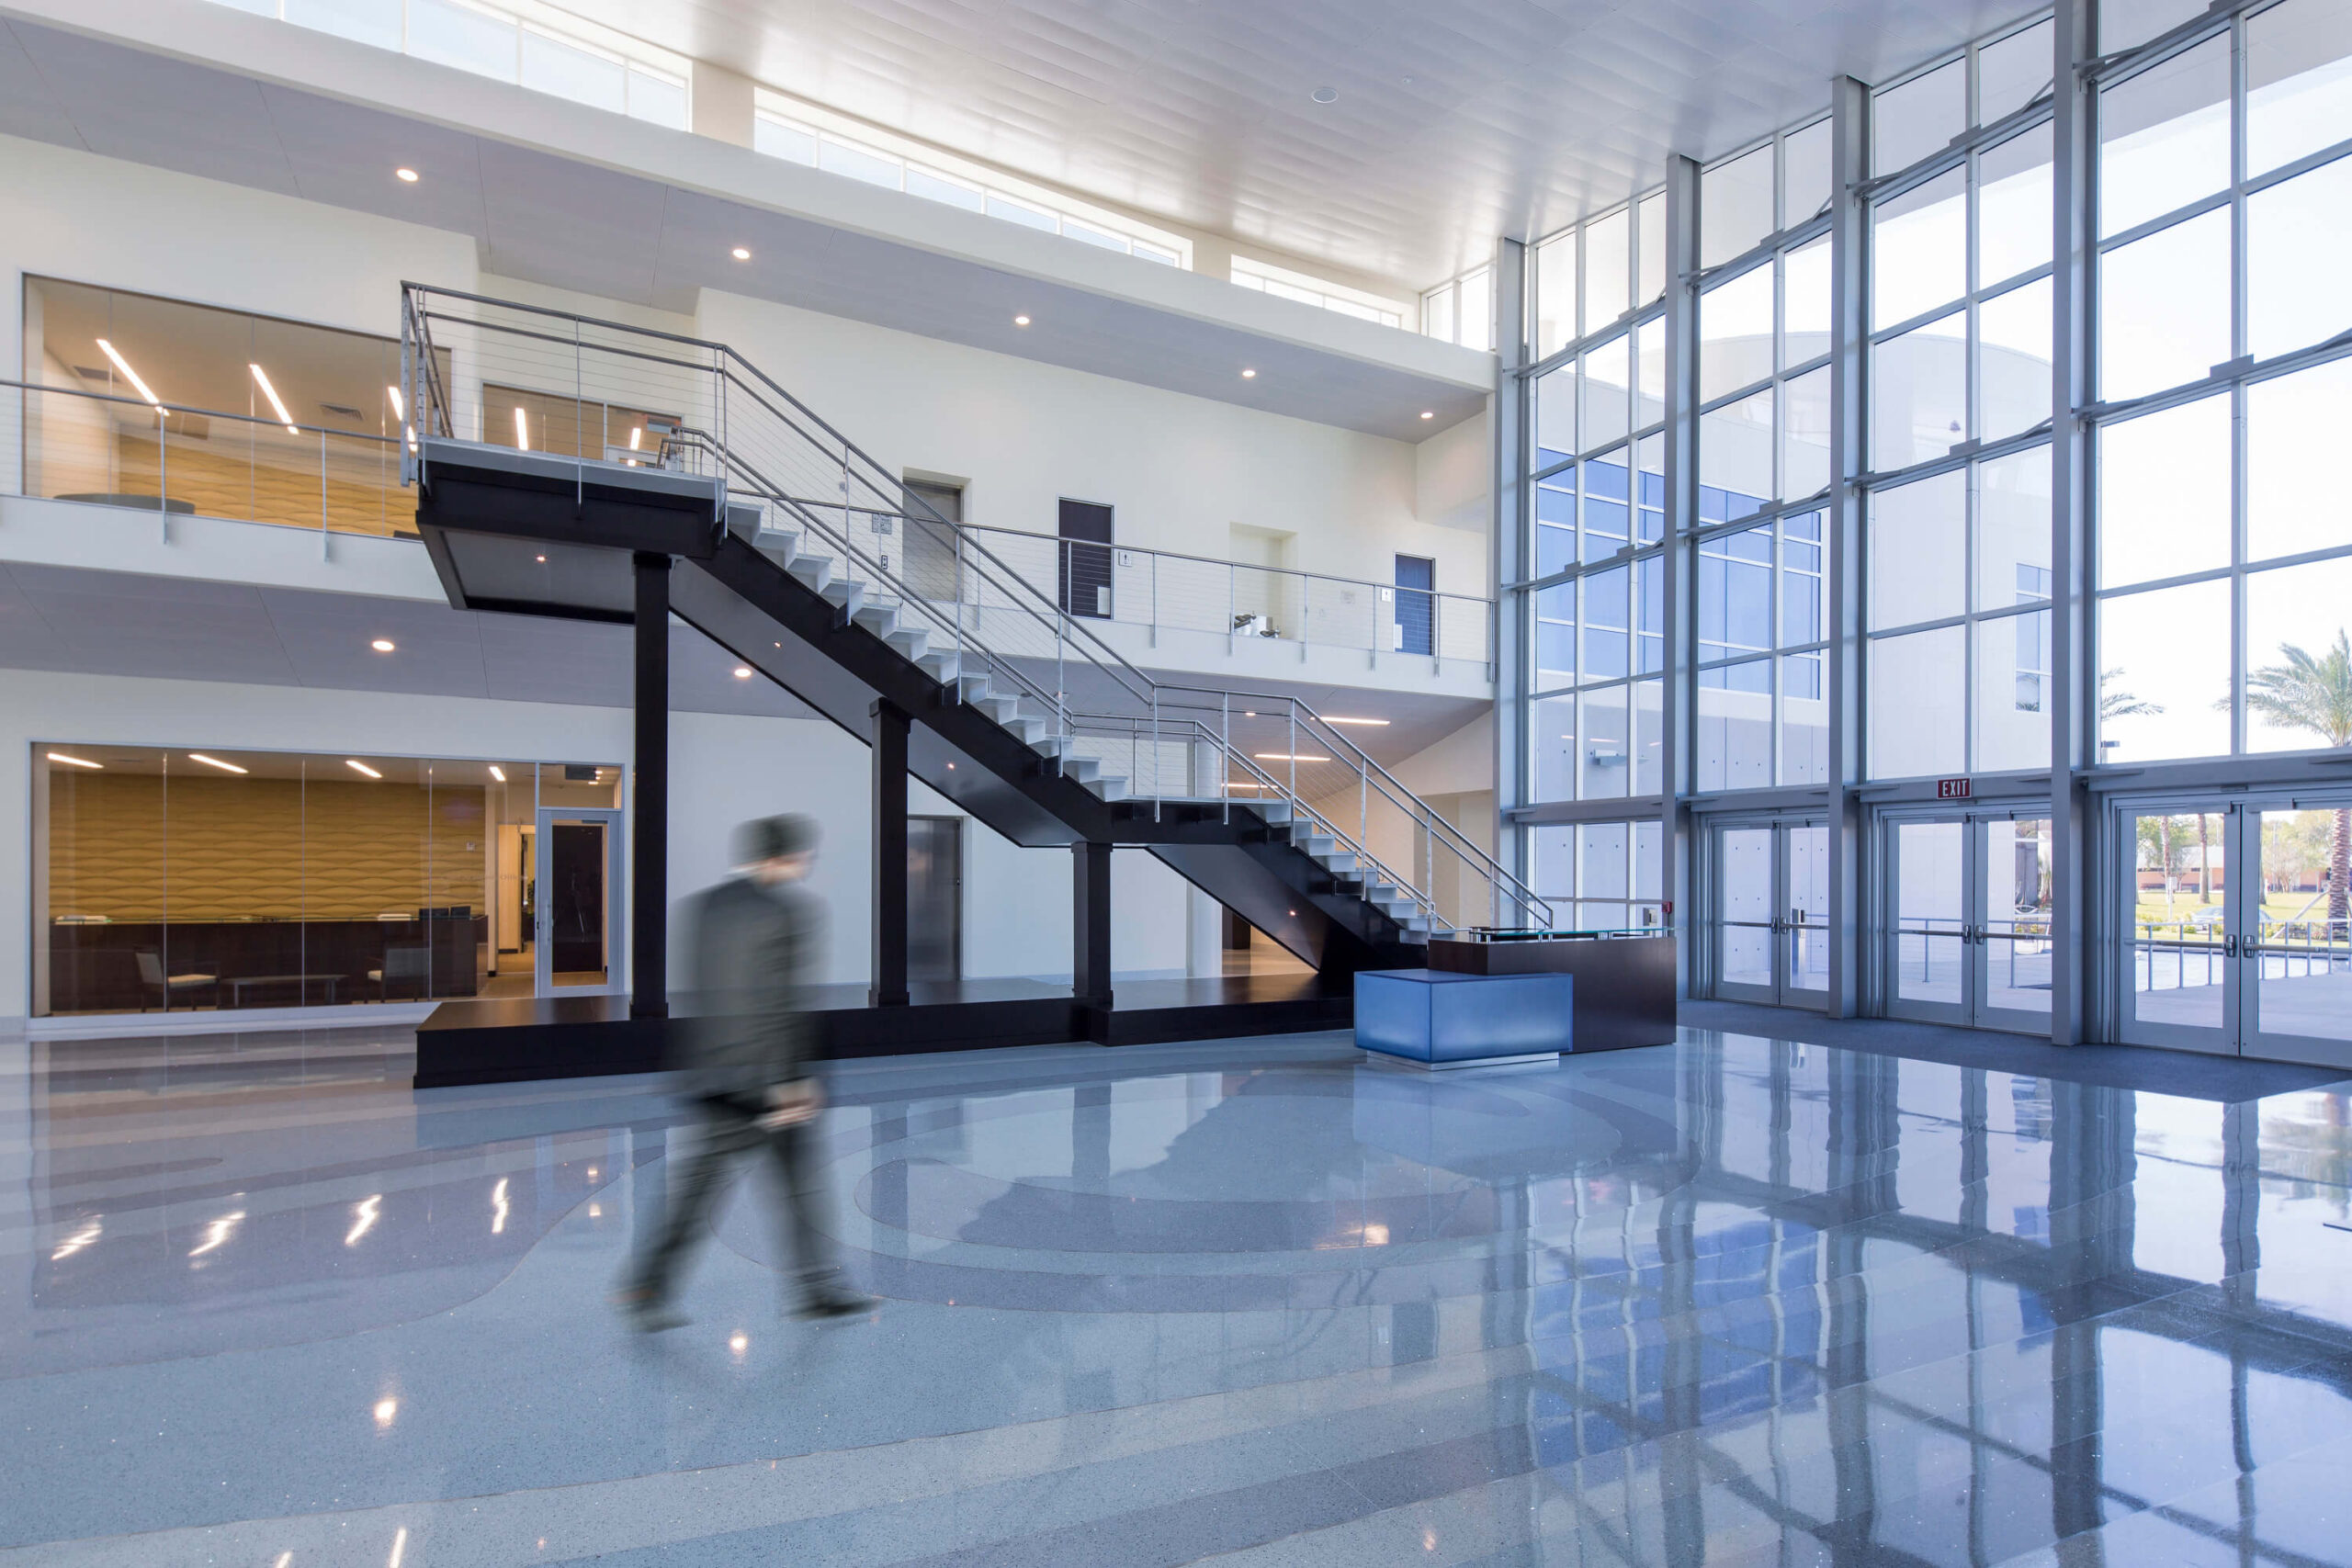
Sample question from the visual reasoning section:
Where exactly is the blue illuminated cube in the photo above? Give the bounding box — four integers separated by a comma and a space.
1353, 968, 1573, 1067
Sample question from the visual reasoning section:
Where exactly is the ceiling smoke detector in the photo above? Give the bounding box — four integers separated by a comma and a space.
1310, 85, 1338, 105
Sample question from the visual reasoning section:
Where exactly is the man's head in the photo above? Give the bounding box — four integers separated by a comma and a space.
735, 814, 819, 886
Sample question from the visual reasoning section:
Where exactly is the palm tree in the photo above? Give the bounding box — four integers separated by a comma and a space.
2101, 669, 2163, 723
2243, 632, 2352, 927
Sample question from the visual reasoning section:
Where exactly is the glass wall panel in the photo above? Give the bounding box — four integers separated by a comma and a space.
1698, 659, 1773, 791
1781, 367, 1833, 500
1781, 652, 1830, 784
1975, 611, 2054, 772
2098, 34, 2231, 239
1870, 470, 1966, 628
2098, 395, 2232, 589
1979, 277, 2053, 440
1978, 19, 2055, 121
1872, 168, 1967, 329
1978, 124, 2055, 286
1978, 446, 2053, 621
1701, 393, 1773, 516
2098, 580, 2232, 761
2244, 555, 2352, 753
1700, 265, 1773, 402
2247, 356, 2352, 563
1871, 626, 1968, 779
1529, 820, 1664, 929
1783, 119, 1832, 227
2245, 0, 2352, 175
2246, 153, 2352, 361
2098, 209, 2232, 400
1583, 208, 1631, 332
1532, 231, 1576, 358
1702, 145, 1775, 269
34, 745, 605, 1016
21, 277, 424, 538
1871, 312, 1968, 470
1875, 59, 1966, 175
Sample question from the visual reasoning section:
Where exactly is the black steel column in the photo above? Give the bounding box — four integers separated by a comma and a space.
870, 698, 910, 1007
630, 551, 670, 1020
1072, 840, 1113, 1010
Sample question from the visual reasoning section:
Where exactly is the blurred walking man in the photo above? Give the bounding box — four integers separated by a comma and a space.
616, 815, 874, 1330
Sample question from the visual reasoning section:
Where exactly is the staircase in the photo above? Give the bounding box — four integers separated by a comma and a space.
399, 284, 1551, 974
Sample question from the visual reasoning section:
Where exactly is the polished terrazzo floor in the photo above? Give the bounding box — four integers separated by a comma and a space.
5, 1022, 2351, 1566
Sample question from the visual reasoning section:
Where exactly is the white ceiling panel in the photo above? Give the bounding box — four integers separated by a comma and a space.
571, 0, 2043, 280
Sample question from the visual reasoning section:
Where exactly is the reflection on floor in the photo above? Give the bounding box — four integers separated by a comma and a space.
5, 1021, 2351, 1564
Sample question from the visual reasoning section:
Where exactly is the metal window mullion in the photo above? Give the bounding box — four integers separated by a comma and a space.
1825, 74, 1871, 1018
1860, 422, 2053, 491
1660, 151, 1702, 994
1868, 297, 1972, 348
2050, 0, 2096, 1044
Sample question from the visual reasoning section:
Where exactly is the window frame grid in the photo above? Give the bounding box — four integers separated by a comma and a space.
1862, 443, 2057, 780
1690, 507, 1833, 788
2085, 1, 2352, 766
1521, 188, 1669, 378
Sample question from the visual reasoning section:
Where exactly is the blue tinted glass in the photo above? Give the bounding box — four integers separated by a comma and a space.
1729, 528, 1771, 563
1785, 541, 1821, 572
1640, 470, 1666, 507
1700, 486, 1729, 525
1586, 459, 1630, 501
1787, 511, 1823, 541
1586, 632, 1630, 678
1785, 652, 1823, 699
1781, 567, 1823, 645
1537, 524, 1575, 576
1538, 481, 1575, 524
1727, 561, 1770, 648
1639, 634, 1665, 674
1725, 658, 1771, 694
1537, 582, 1574, 620
1538, 621, 1576, 674
1586, 566, 1630, 627
1638, 506, 1664, 543
1723, 487, 1765, 523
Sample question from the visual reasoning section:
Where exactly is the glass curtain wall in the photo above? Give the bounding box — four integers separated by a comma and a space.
1691, 122, 1837, 790
1529, 820, 1666, 930
1862, 20, 2060, 784
1523, 194, 1669, 810
2091, 0, 2352, 765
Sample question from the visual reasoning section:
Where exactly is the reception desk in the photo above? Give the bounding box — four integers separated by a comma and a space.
1426, 931, 1677, 1052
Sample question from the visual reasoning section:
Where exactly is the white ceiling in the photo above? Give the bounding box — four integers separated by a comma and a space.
582, 0, 2046, 284
0, 9, 1492, 440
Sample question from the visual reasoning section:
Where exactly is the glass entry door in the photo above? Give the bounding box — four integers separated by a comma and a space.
1710, 818, 1829, 1008
1886, 812, 2052, 1033
2119, 797, 2352, 1067
535, 807, 623, 995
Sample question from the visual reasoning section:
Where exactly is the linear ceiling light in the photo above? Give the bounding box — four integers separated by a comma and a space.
94, 339, 160, 406
514, 407, 529, 450
488, 764, 506, 783
1253, 752, 1330, 762
187, 752, 248, 773
46, 751, 101, 769
1322, 716, 1390, 727
345, 759, 382, 779
628, 427, 642, 450
249, 365, 297, 434
387, 386, 405, 421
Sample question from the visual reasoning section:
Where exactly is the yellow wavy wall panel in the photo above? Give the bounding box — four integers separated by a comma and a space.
48, 773, 486, 921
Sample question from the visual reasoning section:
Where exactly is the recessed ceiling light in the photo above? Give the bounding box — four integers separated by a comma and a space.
370, 638, 395, 652
1241, 367, 1257, 379
731, 246, 752, 260
535, 554, 547, 563
489, 765, 506, 783
1013, 314, 1031, 326
46, 751, 101, 770
188, 752, 248, 774
395, 167, 419, 183
1311, 85, 1338, 104
1324, 716, 1391, 727
733, 666, 753, 679
345, 759, 382, 779
1419, 410, 1435, 420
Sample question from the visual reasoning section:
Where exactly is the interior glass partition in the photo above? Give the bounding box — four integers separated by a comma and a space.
32, 745, 616, 1017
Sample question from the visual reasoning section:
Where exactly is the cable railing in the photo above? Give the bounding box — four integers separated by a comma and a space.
398, 282, 1550, 935
0, 378, 413, 538
949, 523, 1493, 669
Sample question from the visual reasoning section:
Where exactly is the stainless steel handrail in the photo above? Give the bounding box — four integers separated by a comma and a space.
0, 378, 402, 445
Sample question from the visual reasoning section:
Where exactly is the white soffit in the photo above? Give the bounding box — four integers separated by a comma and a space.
0, 0, 1492, 440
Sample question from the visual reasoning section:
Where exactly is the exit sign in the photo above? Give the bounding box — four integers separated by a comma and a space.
1936, 776, 1973, 800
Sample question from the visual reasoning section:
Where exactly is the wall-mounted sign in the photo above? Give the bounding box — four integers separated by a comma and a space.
1936, 776, 1973, 800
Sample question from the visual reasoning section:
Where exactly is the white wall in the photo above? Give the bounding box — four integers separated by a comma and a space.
0, 135, 479, 383
694, 288, 1487, 599
0, 671, 1193, 1023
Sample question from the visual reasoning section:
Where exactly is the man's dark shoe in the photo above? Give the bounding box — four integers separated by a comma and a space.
613, 1285, 689, 1334
795, 1287, 876, 1322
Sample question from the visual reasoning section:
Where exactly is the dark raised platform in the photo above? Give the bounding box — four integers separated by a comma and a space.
1426, 933, 1677, 1052
413, 972, 1355, 1088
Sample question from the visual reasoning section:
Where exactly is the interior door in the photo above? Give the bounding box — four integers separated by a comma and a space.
2244, 801, 2352, 1069
2118, 803, 2236, 1054
1058, 498, 1114, 619
535, 807, 623, 995
908, 815, 962, 984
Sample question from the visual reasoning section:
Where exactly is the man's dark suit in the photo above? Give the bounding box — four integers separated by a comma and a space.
626, 874, 841, 1304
